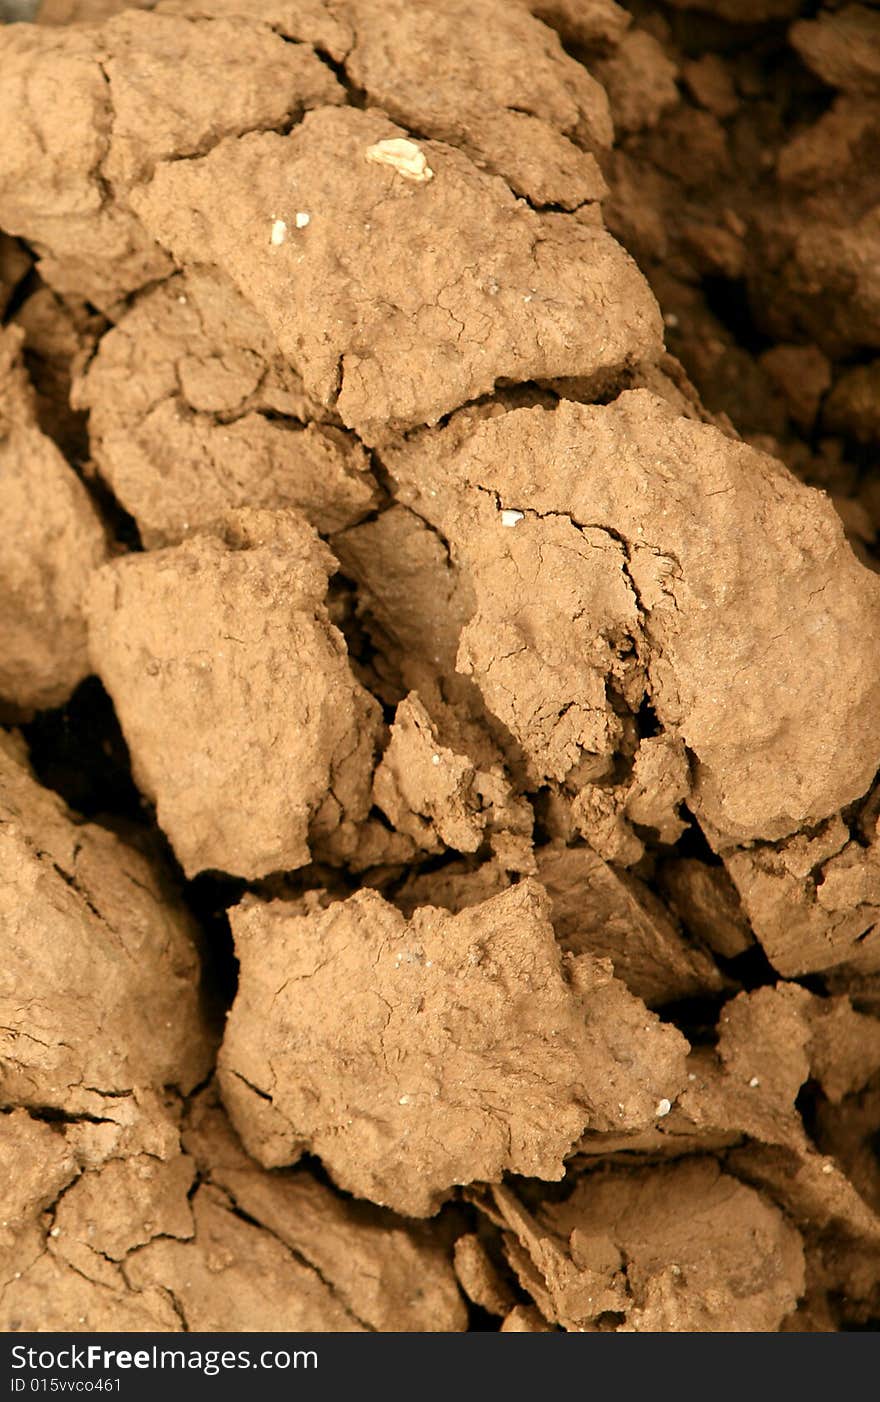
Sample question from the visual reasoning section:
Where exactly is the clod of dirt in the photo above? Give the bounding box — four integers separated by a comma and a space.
751, 95, 880, 359
500, 1304, 555, 1332
536, 844, 723, 1005
127, 1184, 370, 1331
182, 1091, 467, 1332
337, 0, 611, 208
0, 732, 213, 1116
725, 812, 880, 976
683, 989, 880, 1323
53, 1152, 196, 1275
373, 691, 533, 862
3, 1132, 351, 1333
759, 345, 832, 437
1, 1084, 467, 1332
218, 880, 689, 1215
574, 982, 880, 1310
790, 6, 880, 96
86, 509, 381, 879
453, 1233, 517, 1318
0, 1250, 182, 1332
0, 326, 107, 713
73, 271, 378, 547
520, 0, 631, 50
385, 390, 880, 845
824, 362, 880, 445
0, 9, 342, 310
393, 859, 513, 919
130, 105, 663, 443
493, 1158, 805, 1332
591, 28, 678, 136
333, 502, 477, 700
659, 857, 754, 961
0, 1111, 77, 1250
0, 1091, 187, 1333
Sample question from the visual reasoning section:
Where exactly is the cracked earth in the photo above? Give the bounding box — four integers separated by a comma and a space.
2, 0, 880, 1333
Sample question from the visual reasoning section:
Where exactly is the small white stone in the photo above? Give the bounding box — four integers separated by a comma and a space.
366, 137, 433, 183
822, 1162, 834, 1175
399, 1095, 411, 1105
431, 753, 441, 766
500, 509, 524, 528
50, 1226, 60, 1237
687, 1072, 697, 1081
655, 1098, 672, 1118
749, 1076, 760, 1088
270, 218, 287, 246
294, 211, 311, 229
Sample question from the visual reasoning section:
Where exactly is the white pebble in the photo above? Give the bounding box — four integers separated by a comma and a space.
749, 1076, 760, 1088
270, 218, 287, 246
365, 137, 433, 183
431, 753, 441, 766
822, 1162, 834, 1175
655, 1098, 672, 1118
500, 509, 524, 528
295, 211, 311, 229
398, 1095, 411, 1105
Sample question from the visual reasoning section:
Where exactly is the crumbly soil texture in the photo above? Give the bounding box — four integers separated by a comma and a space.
2, 0, 880, 1334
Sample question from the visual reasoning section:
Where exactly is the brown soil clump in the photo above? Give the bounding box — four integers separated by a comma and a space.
3, 0, 880, 1334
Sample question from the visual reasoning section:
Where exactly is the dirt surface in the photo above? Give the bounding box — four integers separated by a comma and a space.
219, 881, 688, 1214
2, 0, 880, 1333
85, 509, 382, 878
